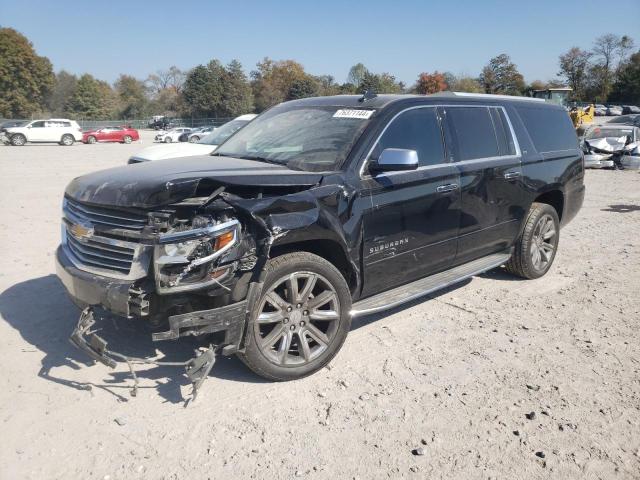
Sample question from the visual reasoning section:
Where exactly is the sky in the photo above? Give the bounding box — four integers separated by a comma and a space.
1, 0, 639, 86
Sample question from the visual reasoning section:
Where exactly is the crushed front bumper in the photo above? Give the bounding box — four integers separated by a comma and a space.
70, 307, 218, 401
55, 246, 133, 317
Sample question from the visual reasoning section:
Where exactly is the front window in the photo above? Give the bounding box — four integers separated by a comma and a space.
214, 105, 375, 172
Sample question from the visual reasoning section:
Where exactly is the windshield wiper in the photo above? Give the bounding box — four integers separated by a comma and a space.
237, 155, 286, 166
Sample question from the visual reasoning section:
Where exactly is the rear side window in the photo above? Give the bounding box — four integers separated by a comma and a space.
445, 107, 500, 160
374, 107, 445, 167
31, 121, 45, 128
516, 106, 578, 153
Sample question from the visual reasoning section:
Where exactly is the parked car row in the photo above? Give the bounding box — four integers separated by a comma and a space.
594, 105, 640, 116
130, 114, 257, 163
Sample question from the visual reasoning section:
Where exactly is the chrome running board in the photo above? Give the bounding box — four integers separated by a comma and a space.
350, 250, 511, 317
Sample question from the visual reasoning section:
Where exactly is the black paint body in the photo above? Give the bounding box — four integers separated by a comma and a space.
59, 94, 585, 318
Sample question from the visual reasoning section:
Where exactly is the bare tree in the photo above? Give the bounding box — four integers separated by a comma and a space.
558, 47, 592, 100
146, 66, 185, 95
592, 34, 623, 98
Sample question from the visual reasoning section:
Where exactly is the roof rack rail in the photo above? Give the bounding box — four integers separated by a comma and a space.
431, 92, 545, 103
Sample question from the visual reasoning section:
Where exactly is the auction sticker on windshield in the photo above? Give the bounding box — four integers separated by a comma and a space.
333, 109, 375, 119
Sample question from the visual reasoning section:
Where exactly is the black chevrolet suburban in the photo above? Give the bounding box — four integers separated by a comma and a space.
56, 92, 584, 383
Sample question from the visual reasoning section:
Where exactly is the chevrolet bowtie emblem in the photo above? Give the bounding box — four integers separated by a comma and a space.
69, 223, 94, 240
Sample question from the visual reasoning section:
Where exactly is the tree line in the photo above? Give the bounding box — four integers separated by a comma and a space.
1, 27, 638, 121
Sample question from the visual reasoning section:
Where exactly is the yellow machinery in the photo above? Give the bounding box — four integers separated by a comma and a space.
569, 104, 595, 128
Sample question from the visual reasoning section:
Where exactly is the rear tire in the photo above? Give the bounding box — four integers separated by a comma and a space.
61, 134, 74, 146
505, 202, 560, 279
123, 135, 132, 144
189, 136, 199, 143
238, 252, 352, 381
10, 134, 26, 146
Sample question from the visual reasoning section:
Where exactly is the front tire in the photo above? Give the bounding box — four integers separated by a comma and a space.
239, 252, 352, 381
87, 136, 97, 144
123, 135, 132, 144
189, 136, 199, 143
10, 134, 26, 146
505, 202, 560, 279
164, 136, 172, 143
61, 134, 74, 146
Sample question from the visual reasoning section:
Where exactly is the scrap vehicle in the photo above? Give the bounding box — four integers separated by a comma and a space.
129, 114, 257, 164
82, 126, 140, 144
56, 92, 585, 396
581, 124, 640, 169
606, 114, 640, 127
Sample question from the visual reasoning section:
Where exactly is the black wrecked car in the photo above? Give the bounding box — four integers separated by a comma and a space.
56, 92, 584, 387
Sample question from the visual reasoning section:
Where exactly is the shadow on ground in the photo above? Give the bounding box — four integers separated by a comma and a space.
602, 204, 640, 213
0, 275, 264, 404
1, 267, 520, 402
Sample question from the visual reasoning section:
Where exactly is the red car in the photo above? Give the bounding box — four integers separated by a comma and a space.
82, 126, 140, 144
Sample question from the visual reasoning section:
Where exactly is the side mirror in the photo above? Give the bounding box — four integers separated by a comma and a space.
370, 148, 419, 173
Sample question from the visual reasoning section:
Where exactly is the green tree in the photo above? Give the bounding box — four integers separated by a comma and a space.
251, 58, 309, 111
66, 74, 116, 119
47, 70, 78, 116
591, 34, 636, 99
221, 60, 254, 116
114, 74, 148, 118
358, 71, 403, 94
0, 28, 54, 117
347, 63, 368, 88
182, 63, 224, 117
479, 54, 525, 95
609, 50, 640, 104
287, 76, 320, 100
452, 76, 483, 93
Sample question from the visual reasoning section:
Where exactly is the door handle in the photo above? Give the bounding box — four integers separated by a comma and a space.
436, 183, 459, 193
504, 171, 521, 180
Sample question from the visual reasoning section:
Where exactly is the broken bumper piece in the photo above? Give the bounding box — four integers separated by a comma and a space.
69, 307, 218, 402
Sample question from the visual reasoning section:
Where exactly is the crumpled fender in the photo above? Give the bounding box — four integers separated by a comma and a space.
221, 183, 363, 294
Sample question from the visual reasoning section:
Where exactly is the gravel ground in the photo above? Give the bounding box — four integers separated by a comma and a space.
1, 130, 639, 480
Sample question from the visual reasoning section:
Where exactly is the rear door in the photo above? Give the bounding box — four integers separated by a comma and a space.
360, 106, 461, 297
442, 105, 525, 264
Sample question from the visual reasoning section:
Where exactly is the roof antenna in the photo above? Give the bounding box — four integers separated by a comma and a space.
359, 89, 377, 102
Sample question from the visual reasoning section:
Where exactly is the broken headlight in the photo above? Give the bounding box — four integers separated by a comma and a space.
154, 219, 240, 293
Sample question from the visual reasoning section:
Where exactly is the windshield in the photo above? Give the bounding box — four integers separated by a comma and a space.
586, 127, 633, 140
198, 119, 248, 145
214, 106, 374, 172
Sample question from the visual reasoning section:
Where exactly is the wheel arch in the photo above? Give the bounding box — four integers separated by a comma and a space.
269, 239, 357, 294
533, 189, 564, 221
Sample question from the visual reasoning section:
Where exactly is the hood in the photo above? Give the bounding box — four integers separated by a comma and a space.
586, 136, 629, 153
130, 143, 216, 161
65, 155, 324, 208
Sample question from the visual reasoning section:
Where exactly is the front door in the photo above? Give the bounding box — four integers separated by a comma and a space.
360, 107, 461, 298
441, 105, 525, 264
27, 121, 47, 141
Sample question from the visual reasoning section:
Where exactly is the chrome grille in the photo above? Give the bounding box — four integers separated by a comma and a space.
61, 198, 152, 279
64, 198, 148, 231
65, 231, 135, 274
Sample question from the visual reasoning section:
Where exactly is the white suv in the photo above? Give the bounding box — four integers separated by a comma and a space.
5, 119, 83, 146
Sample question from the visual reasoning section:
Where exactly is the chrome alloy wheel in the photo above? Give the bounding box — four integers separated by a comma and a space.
254, 272, 341, 366
530, 213, 557, 271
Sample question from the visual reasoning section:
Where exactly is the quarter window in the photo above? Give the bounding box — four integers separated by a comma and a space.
373, 108, 445, 167
445, 107, 500, 160
515, 105, 578, 153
